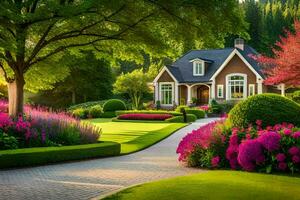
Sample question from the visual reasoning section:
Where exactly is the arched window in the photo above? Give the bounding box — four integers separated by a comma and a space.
226, 74, 247, 100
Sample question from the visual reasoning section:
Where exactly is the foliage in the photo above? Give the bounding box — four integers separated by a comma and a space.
175, 105, 189, 113
291, 90, 300, 103
210, 99, 222, 114
115, 110, 182, 117
219, 101, 236, 114
114, 70, 149, 109
72, 108, 89, 119
165, 114, 197, 123
118, 114, 173, 121
68, 100, 107, 111
155, 100, 161, 110
0, 141, 120, 169
0, 132, 18, 150
256, 20, 300, 86
101, 112, 117, 118
228, 94, 300, 128
88, 105, 103, 118
177, 118, 300, 174
103, 99, 127, 112
185, 109, 205, 119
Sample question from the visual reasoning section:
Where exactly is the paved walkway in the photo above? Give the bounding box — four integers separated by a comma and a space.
0, 118, 218, 200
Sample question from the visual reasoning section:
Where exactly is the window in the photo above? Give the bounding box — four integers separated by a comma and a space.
160, 83, 173, 105
193, 61, 204, 76
249, 84, 255, 96
217, 85, 224, 98
227, 74, 247, 100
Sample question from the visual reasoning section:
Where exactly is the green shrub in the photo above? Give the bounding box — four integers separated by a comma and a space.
175, 105, 189, 112
210, 99, 222, 114
219, 101, 236, 113
115, 110, 182, 116
68, 100, 107, 111
228, 93, 300, 128
156, 100, 161, 110
72, 108, 89, 119
53, 127, 81, 145
101, 111, 116, 118
88, 105, 103, 118
0, 141, 120, 169
291, 90, 300, 103
166, 114, 197, 123
186, 109, 205, 119
103, 99, 126, 112
0, 132, 18, 150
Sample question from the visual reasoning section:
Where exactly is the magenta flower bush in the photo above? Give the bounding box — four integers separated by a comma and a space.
0, 105, 100, 149
177, 119, 300, 173
118, 113, 173, 121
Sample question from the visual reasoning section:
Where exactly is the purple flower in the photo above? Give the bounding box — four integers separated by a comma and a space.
211, 156, 220, 168
278, 162, 287, 171
276, 153, 286, 162
288, 146, 300, 155
257, 131, 281, 152
292, 155, 300, 164
238, 139, 264, 171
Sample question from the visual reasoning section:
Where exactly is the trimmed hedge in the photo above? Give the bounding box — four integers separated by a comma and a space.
115, 110, 182, 116
228, 93, 300, 128
0, 141, 120, 169
101, 111, 116, 118
118, 113, 173, 121
165, 114, 197, 123
68, 100, 107, 111
103, 99, 127, 112
186, 109, 205, 119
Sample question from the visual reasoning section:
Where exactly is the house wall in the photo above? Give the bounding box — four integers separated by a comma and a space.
215, 54, 257, 101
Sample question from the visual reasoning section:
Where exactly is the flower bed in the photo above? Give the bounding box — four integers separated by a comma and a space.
177, 119, 300, 173
118, 113, 173, 121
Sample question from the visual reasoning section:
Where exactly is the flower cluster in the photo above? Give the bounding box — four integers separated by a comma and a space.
177, 119, 300, 173
118, 113, 173, 121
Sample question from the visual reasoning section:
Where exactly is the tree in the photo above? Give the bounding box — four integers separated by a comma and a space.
257, 20, 300, 86
0, 0, 247, 117
114, 70, 149, 109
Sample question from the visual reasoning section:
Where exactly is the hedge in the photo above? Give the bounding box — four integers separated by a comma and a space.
0, 141, 120, 169
68, 100, 107, 111
165, 114, 197, 123
186, 109, 205, 119
101, 111, 116, 118
118, 113, 173, 121
228, 93, 300, 128
103, 99, 127, 112
115, 110, 182, 116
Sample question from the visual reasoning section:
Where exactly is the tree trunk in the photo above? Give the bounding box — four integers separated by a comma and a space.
71, 90, 76, 104
8, 75, 25, 117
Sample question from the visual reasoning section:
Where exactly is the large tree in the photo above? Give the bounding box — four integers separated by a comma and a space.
0, 0, 247, 117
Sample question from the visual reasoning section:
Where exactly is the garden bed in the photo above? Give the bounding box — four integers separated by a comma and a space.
0, 141, 120, 169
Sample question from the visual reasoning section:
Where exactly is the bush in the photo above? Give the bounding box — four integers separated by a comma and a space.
175, 105, 189, 113
166, 114, 197, 123
72, 108, 89, 119
101, 111, 116, 118
68, 100, 107, 111
186, 109, 205, 119
210, 99, 222, 114
118, 114, 173, 121
291, 90, 300, 103
0, 141, 120, 169
88, 105, 103, 118
0, 132, 18, 150
229, 94, 300, 128
103, 99, 126, 112
219, 101, 236, 113
115, 110, 182, 116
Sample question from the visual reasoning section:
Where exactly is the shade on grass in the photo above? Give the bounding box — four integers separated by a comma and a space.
88, 118, 186, 154
103, 171, 300, 200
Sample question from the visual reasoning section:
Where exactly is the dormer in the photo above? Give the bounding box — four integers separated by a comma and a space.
190, 58, 205, 76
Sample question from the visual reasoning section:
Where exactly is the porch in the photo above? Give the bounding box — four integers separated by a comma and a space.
179, 84, 211, 106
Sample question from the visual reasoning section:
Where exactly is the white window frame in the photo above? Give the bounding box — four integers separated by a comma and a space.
217, 84, 224, 98
226, 73, 247, 100
159, 82, 174, 106
249, 84, 255, 96
193, 60, 205, 76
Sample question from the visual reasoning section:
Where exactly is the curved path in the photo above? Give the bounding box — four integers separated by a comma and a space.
0, 118, 218, 200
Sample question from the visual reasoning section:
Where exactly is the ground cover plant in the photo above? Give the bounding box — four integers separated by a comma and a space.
103, 171, 300, 200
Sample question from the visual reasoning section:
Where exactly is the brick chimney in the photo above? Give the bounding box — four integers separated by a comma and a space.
234, 38, 244, 51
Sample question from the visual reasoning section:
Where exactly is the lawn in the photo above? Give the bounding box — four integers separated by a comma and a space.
103, 171, 300, 200
88, 118, 186, 154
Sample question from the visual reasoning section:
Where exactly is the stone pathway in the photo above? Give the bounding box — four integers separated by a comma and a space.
0, 118, 218, 200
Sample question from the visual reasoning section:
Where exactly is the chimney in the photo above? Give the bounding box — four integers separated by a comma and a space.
234, 38, 244, 51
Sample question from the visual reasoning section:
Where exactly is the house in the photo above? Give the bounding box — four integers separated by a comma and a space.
153, 38, 282, 107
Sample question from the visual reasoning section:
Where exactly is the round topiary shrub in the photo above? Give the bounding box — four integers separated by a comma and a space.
228, 93, 300, 128
103, 99, 126, 112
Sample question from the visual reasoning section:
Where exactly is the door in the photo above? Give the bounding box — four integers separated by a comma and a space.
197, 86, 209, 105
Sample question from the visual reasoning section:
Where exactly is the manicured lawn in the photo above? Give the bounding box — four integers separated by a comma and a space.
88, 118, 186, 154
103, 171, 300, 200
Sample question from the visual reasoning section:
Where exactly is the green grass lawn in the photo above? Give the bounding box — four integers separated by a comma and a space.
88, 118, 186, 154
103, 171, 300, 200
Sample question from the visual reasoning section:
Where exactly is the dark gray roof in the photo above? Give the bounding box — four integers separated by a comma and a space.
166, 45, 264, 83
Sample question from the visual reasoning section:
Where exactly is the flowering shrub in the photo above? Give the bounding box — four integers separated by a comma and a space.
118, 113, 173, 121
0, 106, 101, 149
177, 119, 300, 173
199, 105, 210, 112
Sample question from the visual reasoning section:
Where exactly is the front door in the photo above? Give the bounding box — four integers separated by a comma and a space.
197, 86, 209, 105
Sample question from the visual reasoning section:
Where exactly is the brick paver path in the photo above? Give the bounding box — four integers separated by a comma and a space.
0, 118, 218, 200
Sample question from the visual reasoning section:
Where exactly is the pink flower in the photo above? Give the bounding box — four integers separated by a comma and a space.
257, 131, 281, 152
211, 156, 220, 168
256, 120, 262, 126
292, 155, 300, 164
293, 131, 300, 139
276, 153, 286, 162
283, 129, 292, 136
199, 105, 210, 112
278, 162, 287, 171
288, 146, 300, 155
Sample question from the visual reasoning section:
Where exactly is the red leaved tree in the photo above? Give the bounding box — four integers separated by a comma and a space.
257, 20, 300, 86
